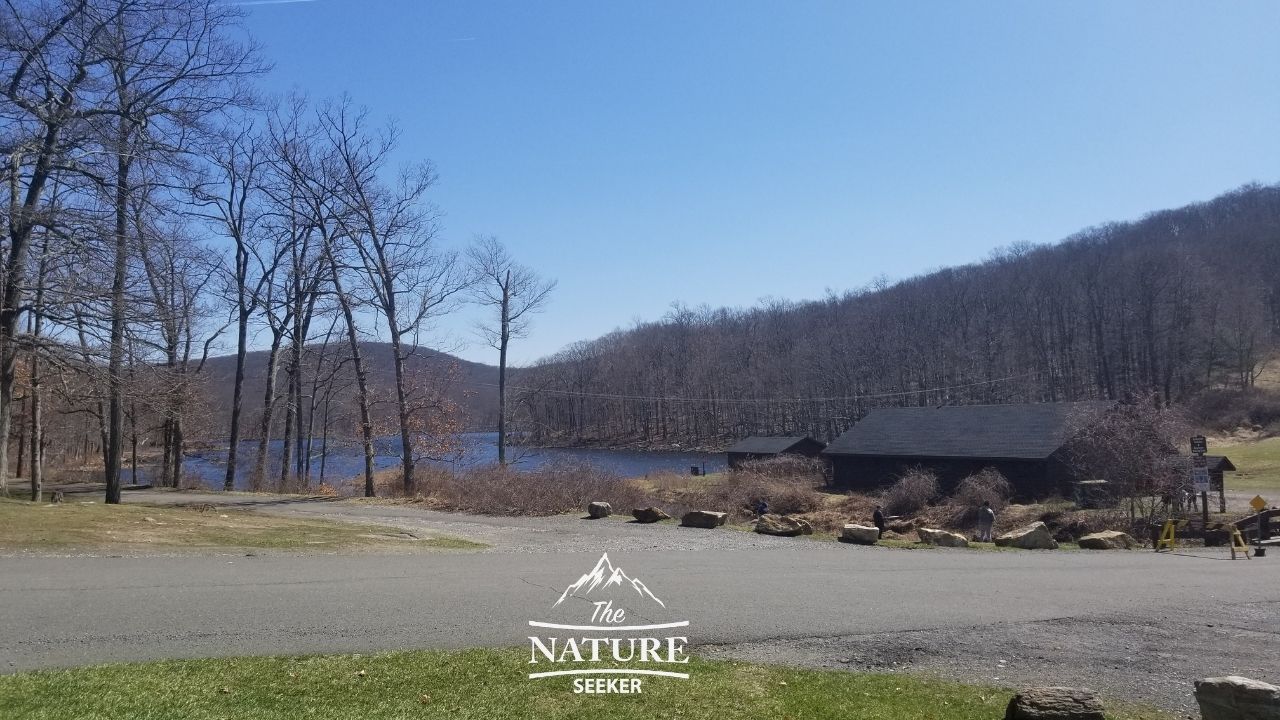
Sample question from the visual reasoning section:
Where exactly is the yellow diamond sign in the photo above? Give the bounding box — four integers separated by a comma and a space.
1251, 495, 1268, 512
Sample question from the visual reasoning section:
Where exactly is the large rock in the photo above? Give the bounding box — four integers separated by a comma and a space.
586, 501, 612, 519
1004, 687, 1105, 720
839, 524, 880, 545
995, 521, 1060, 550
918, 527, 969, 547
794, 518, 814, 535
1077, 530, 1138, 550
681, 510, 728, 529
631, 507, 671, 523
755, 514, 805, 537
1196, 676, 1280, 720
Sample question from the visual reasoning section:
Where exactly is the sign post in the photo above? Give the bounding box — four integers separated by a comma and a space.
1252, 495, 1269, 558
1190, 436, 1209, 531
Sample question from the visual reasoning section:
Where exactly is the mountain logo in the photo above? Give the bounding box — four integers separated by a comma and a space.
527, 551, 691, 693
553, 553, 665, 608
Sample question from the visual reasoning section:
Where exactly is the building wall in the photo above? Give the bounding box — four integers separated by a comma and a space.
827, 455, 1066, 501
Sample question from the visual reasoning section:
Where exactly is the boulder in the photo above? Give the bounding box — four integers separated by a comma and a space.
1077, 530, 1138, 550
681, 510, 728, 529
755, 514, 805, 537
794, 518, 814, 535
1195, 676, 1280, 720
839, 524, 880, 545
918, 527, 969, 548
995, 521, 1060, 550
1004, 687, 1105, 720
631, 507, 671, 523
587, 501, 612, 519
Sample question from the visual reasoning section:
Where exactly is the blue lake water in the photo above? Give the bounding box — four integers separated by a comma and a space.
164, 433, 725, 492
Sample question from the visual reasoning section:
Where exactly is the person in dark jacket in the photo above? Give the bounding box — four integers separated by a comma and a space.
872, 505, 886, 539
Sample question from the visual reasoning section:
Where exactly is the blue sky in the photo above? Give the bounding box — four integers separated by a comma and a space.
239, 0, 1280, 365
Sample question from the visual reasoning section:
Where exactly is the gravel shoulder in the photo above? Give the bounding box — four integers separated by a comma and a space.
117, 489, 808, 554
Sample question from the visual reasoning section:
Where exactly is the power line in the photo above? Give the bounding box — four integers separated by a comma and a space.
460, 372, 1037, 405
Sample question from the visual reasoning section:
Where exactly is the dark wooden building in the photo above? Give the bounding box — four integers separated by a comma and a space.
1205, 455, 1236, 492
822, 401, 1114, 500
726, 436, 826, 469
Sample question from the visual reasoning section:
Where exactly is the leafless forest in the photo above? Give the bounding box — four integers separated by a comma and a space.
0, 0, 550, 502
3, 2, 1278, 507
518, 184, 1280, 446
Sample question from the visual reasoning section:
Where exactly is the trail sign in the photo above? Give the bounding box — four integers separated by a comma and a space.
1192, 454, 1208, 469
1192, 467, 1211, 493
1251, 495, 1268, 512
1190, 435, 1207, 455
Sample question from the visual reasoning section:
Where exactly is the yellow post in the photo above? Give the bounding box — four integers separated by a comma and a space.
1229, 527, 1251, 560
1156, 520, 1177, 552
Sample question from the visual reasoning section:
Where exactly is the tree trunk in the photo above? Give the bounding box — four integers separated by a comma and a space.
389, 334, 415, 495
497, 271, 510, 465
104, 124, 130, 505
327, 254, 376, 497
251, 338, 283, 490
224, 299, 249, 491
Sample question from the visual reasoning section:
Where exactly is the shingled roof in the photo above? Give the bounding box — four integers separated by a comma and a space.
727, 436, 822, 454
823, 401, 1114, 460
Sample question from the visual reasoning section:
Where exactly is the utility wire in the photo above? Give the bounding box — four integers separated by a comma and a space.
460, 371, 1037, 405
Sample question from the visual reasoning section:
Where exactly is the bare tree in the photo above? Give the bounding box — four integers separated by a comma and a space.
322, 99, 467, 495
467, 236, 555, 465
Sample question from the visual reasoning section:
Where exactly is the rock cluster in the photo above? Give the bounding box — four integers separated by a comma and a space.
754, 514, 805, 537
1076, 530, 1138, 550
839, 524, 880, 545
680, 510, 728, 528
1195, 675, 1280, 720
1004, 686, 1105, 720
995, 521, 1059, 550
631, 507, 670, 523
918, 527, 969, 547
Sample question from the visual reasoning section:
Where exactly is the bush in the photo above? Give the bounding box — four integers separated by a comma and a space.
733, 455, 827, 482
377, 461, 652, 516
881, 468, 939, 516
1190, 388, 1280, 433
678, 469, 826, 521
951, 468, 1012, 510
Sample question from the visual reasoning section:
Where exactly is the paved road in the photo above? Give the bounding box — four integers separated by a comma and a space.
1, 493, 1277, 712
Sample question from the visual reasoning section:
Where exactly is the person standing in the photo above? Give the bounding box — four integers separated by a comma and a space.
976, 500, 996, 542
872, 505, 886, 539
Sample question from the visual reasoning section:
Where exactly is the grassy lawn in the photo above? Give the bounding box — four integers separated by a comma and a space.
1218, 437, 1280, 491
0, 498, 482, 552
0, 648, 1170, 720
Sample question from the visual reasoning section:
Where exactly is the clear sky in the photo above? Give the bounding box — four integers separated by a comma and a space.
237, 0, 1280, 366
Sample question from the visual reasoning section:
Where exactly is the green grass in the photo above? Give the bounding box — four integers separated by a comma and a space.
0, 648, 1170, 720
1219, 437, 1280, 491
0, 498, 483, 552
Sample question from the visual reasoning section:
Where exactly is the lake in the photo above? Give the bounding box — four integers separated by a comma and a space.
165, 433, 725, 492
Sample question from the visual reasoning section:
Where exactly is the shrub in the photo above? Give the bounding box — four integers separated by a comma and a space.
676, 466, 827, 522
1190, 388, 1280, 433
734, 455, 827, 482
881, 468, 939, 516
951, 468, 1013, 510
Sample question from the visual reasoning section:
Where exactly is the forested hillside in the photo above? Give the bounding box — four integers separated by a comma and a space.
518, 184, 1280, 446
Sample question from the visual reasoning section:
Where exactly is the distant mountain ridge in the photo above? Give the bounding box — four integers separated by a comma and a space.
192, 342, 499, 438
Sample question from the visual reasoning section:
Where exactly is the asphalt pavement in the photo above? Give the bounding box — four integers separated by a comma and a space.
1, 492, 1277, 713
